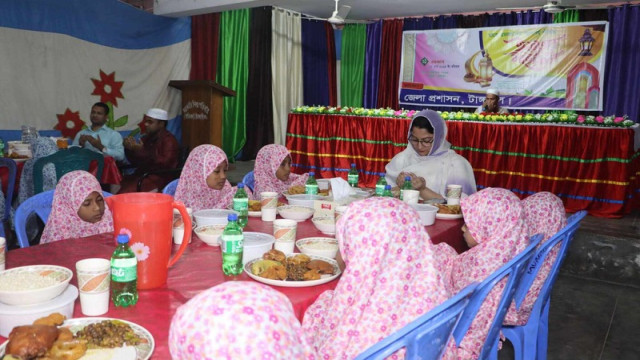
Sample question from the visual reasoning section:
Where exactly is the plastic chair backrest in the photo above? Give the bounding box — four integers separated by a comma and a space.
452, 234, 542, 359
33, 147, 104, 194
15, 190, 112, 248
162, 179, 179, 196
0, 158, 17, 223
242, 171, 255, 192
355, 283, 478, 360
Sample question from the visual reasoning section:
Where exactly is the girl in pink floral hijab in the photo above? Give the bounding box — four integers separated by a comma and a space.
302, 197, 449, 359
252, 144, 308, 199
503, 191, 566, 326
169, 281, 317, 359
434, 188, 528, 359
40, 171, 113, 244
175, 145, 249, 211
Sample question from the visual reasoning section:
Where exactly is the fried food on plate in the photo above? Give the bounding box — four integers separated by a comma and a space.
288, 185, 305, 195
260, 264, 287, 280
303, 269, 321, 281
248, 200, 261, 212
251, 259, 282, 276
263, 249, 286, 263
434, 204, 462, 214
286, 254, 311, 281
33, 313, 66, 327
48, 339, 87, 360
307, 259, 334, 274
6, 325, 60, 359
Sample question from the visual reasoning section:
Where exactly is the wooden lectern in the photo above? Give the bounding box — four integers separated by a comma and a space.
168, 80, 236, 151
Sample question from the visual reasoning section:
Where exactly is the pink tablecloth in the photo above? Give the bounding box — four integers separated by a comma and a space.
1, 216, 464, 358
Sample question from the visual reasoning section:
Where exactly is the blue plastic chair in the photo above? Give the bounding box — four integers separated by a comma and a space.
497, 211, 587, 360
355, 283, 478, 360
452, 234, 542, 360
162, 179, 179, 196
15, 190, 112, 248
242, 171, 255, 192
0, 158, 17, 237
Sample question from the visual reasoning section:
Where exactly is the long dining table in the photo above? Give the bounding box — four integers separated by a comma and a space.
0, 214, 465, 358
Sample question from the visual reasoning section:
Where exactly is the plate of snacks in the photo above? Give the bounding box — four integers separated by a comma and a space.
284, 185, 330, 197
244, 250, 341, 288
434, 204, 463, 220
0, 313, 154, 360
248, 200, 262, 217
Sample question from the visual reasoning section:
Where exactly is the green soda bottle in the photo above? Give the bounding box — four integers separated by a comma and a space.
222, 213, 244, 276
305, 172, 318, 195
233, 182, 249, 228
110, 234, 138, 307
383, 184, 393, 197
400, 176, 413, 200
348, 163, 359, 188
375, 174, 387, 196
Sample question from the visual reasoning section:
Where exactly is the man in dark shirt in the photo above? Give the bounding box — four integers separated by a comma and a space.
119, 108, 179, 193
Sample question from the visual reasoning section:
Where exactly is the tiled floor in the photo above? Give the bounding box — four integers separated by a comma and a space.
228, 160, 640, 360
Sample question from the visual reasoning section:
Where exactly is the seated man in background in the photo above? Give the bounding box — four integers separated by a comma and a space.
119, 108, 179, 193
72, 102, 125, 161
474, 88, 509, 114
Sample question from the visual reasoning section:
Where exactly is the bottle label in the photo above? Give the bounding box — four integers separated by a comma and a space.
375, 184, 385, 196
233, 198, 249, 212
348, 174, 359, 186
222, 234, 244, 254
305, 184, 318, 195
400, 189, 405, 200
111, 258, 137, 282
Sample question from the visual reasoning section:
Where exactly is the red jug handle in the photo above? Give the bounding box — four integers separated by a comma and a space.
168, 200, 191, 268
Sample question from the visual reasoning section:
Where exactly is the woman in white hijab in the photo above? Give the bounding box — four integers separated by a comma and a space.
385, 109, 476, 200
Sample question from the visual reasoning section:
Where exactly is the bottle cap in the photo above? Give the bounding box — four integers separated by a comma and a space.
228, 213, 238, 221
238, 183, 244, 188
117, 234, 129, 244
385, 185, 391, 190
351, 163, 356, 167
309, 171, 315, 176
405, 176, 411, 181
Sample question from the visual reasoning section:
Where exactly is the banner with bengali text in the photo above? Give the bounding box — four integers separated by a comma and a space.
398, 21, 608, 111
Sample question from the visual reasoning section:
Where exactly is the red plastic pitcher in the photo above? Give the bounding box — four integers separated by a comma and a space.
105, 193, 191, 290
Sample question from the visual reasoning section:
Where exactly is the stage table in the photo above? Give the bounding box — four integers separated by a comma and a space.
286, 113, 640, 218
0, 214, 464, 358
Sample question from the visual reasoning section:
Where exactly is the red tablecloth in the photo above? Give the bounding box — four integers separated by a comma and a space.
0, 215, 464, 358
286, 113, 640, 218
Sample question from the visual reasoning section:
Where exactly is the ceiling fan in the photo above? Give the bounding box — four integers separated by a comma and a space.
301, 0, 371, 29
497, 0, 610, 14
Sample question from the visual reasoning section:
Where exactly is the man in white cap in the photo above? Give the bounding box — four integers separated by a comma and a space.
120, 108, 179, 193
475, 88, 509, 114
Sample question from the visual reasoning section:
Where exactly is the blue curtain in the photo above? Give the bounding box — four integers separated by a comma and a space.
484, 10, 552, 27
604, 5, 640, 121
301, 19, 330, 106
363, 20, 382, 108
403, 17, 434, 31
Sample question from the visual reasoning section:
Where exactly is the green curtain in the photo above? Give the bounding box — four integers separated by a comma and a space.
340, 24, 367, 107
553, 10, 580, 23
216, 9, 249, 160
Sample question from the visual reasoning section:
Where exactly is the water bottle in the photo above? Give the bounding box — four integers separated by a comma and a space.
222, 213, 244, 276
383, 184, 393, 197
0, 138, 4, 157
348, 163, 359, 188
20, 125, 31, 143
305, 172, 318, 195
375, 174, 387, 196
233, 183, 249, 228
400, 176, 413, 201
110, 234, 138, 307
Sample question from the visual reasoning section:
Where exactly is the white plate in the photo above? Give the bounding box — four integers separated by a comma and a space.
0, 317, 154, 360
435, 213, 463, 220
244, 254, 341, 288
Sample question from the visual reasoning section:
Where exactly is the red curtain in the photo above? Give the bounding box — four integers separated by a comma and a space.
376, 19, 403, 109
190, 13, 220, 80
325, 23, 337, 107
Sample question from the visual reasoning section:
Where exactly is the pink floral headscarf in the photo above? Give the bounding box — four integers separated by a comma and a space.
440, 188, 528, 359
169, 281, 317, 360
302, 197, 449, 359
252, 144, 308, 199
174, 145, 243, 211
40, 170, 113, 244
504, 192, 566, 326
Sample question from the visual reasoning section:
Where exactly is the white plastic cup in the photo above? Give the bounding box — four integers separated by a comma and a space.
446, 185, 463, 205
273, 219, 297, 253
173, 226, 192, 244
0, 237, 5, 271
76, 258, 111, 316
402, 189, 420, 204
261, 192, 278, 222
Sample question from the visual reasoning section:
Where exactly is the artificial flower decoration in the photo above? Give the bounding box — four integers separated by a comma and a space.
54, 108, 85, 139
91, 70, 124, 106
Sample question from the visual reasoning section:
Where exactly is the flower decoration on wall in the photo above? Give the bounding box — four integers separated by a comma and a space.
91, 70, 124, 106
54, 108, 85, 139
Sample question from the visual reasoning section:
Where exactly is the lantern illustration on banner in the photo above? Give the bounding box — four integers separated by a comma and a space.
477, 53, 493, 87
579, 28, 595, 56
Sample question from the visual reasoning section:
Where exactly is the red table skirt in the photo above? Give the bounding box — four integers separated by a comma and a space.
1, 215, 464, 358
286, 113, 640, 218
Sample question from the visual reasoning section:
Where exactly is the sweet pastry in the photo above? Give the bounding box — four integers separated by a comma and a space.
307, 259, 334, 274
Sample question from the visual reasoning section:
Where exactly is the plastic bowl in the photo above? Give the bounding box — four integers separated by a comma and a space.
193, 209, 238, 227
277, 205, 315, 222
0, 265, 73, 306
242, 232, 275, 265
286, 194, 327, 208
312, 216, 336, 235
410, 204, 438, 226
296, 237, 339, 259
0, 284, 78, 337
317, 179, 330, 191
194, 224, 226, 246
